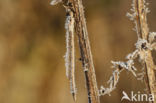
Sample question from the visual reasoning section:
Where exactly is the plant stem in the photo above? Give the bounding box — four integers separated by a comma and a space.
135, 0, 156, 102
73, 1, 100, 103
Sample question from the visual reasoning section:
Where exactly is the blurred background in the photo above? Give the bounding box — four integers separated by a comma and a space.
0, 0, 156, 103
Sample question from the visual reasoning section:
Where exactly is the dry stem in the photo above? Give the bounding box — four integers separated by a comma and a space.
134, 0, 156, 102
70, 0, 100, 102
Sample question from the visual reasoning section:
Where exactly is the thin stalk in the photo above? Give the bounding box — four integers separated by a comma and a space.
71, 0, 100, 103
134, 0, 156, 102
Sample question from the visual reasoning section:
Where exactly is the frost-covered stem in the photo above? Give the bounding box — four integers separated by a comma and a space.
71, 0, 100, 103
134, 0, 156, 101
99, 56, 138, 96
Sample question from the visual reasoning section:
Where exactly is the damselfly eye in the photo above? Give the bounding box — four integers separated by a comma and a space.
141, 43, 147, 50
101, 90, 105, 94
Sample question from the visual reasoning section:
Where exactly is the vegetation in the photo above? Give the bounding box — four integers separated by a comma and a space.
51, 0, 156, 103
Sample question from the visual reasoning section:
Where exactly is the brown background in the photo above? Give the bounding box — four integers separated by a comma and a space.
0, 0, 156, 103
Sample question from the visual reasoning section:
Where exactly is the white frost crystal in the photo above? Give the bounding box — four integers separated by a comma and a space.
149, 32, 156, 43
50, 0, 62, 5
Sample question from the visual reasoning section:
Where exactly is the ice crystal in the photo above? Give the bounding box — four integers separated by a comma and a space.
126, 12, 137, 21
137, 72, 145, 82
151, 43, 156, 50
135, 39, 151, 50
149, 32, 156, 43
64, 8, 77, 101
126, 49, 139, 60
65, 12, 75, 78
99, 69, 120, 96
50, 0, 62, 5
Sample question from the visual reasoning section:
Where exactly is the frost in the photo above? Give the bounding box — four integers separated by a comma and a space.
126, 49, 139, 60
149, 32, 156, 50
135, 38, 151, 50
64, 9, 76, 99
100, 59, 138, 96
100, 0, 156, 98
65, 12, 75, 78
151, 43, 156, 50
134, 39, 153, 61
137, 72, 145, 82
99, 37, 155, 97
149, 32, 156, 43
111, 60, 137, 77
145, 8, 150, 14
50, 0, 62, 5
65, 16, 72, 77
111, 61, 127, 69
126, 12, 137, 21
99, 69, 120, 96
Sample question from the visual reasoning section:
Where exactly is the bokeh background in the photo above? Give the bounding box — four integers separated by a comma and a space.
0, 0, 156, 103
